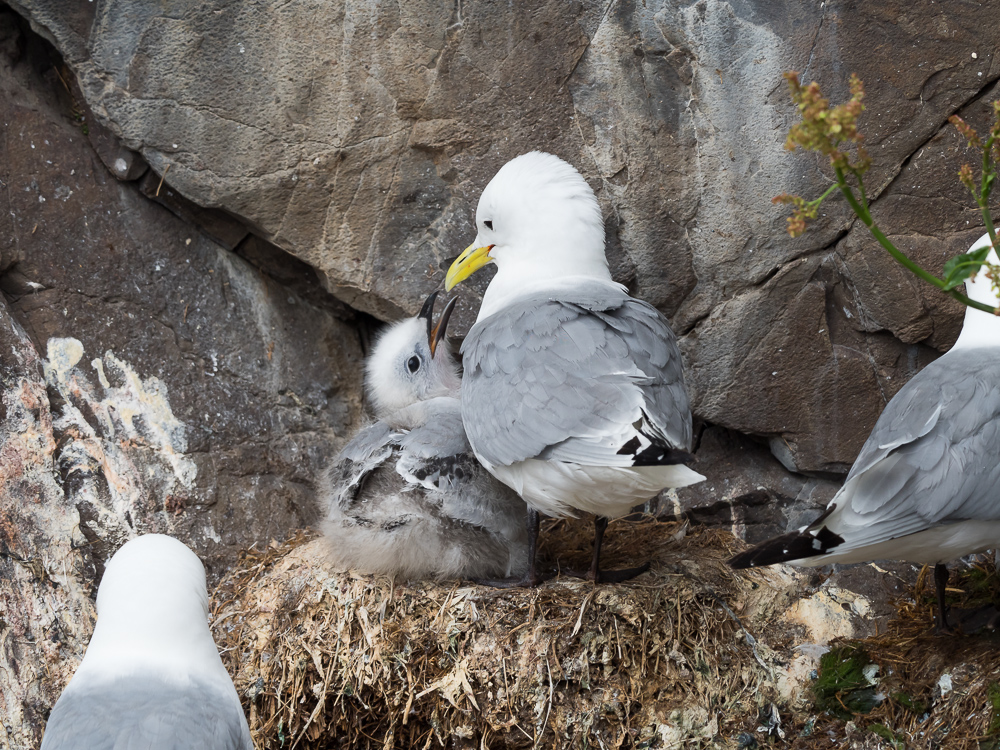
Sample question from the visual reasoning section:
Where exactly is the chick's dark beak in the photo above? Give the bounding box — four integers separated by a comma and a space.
418, 291, 440, 349
429, 296, 458, 358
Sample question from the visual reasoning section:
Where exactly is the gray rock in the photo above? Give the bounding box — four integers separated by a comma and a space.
659, 425, 838, 543
1, 8, 365, 566
84, 106, 148, 182
0, 14, 363, 746
9, 0, 999, 473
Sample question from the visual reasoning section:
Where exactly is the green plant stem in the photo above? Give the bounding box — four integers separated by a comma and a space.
854, 168, 869, 212
834, 167, 997, 314
812, 183, 840, 207
979, 135, 999, 251
981, 206, 997, 251
947, 289, 993, 313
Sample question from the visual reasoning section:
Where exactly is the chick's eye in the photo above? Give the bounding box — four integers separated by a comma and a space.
484, 220, 493, 230
407, 355, 421, 373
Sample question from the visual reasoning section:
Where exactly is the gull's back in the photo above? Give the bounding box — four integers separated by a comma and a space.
42, 676, 251, 750
41, 535, 252, 750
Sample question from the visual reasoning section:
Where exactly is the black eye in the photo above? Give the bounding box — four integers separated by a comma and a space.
484, 220, 493, 230
407, 355, 421, 373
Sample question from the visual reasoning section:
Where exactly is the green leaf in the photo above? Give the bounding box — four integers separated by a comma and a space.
942, 246, 991, 290
891, 691, 926, 714
868, 723, 905, 749
812, 646, 882, 719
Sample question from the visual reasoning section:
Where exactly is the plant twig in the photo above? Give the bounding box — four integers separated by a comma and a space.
778, 72, 1000, 314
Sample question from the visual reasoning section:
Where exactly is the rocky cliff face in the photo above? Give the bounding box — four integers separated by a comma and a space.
2, 1, 1000, 746
10, 0, 999, 473
0, 11, 364, 745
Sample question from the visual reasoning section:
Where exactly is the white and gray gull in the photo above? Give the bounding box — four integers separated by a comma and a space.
730, 232, 1000, 632
40, 534, 252, 750
444, 151, 705, 587
322, 292, 530, 580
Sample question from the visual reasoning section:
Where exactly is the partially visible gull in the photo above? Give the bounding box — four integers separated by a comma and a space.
323, 293, 530, 580
445, 151, 705, 587
41, 534, 252, 750
730, 232, 1000, 632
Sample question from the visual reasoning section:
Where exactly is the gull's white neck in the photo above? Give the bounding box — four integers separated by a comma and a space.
69, 536, 230, 688
477, 256, 619, 321
953, 306, 1000, 350
73, 603, 227, 686
951, 233, 1000, 352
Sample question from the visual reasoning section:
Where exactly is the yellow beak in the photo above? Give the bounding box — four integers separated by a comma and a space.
444, 243, 494, 291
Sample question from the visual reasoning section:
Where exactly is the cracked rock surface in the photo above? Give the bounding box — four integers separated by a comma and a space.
4, 1, 1000, 746
10, 0, 1000, 472
0, 12, 363, 746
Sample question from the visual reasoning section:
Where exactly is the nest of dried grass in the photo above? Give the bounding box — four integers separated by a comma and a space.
211, 517, 800, 749
804, 560, 1000, 750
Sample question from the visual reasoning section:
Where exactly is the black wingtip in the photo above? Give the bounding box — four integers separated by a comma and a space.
616, 438, 695, 467
634, 446, 696, 466
727, 525, 845, 569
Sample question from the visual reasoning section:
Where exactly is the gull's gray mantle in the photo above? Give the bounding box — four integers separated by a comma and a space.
41, 677, 252, 750
462, 281, 692, 470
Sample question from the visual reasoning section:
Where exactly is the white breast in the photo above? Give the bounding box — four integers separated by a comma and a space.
488, 458, 705, 519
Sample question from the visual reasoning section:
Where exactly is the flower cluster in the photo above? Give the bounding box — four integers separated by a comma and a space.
784, 72, 871, 173
772, 193, 819, 238
773, 71, 1000, 314
949, 115, 982, 149
958, 163, 976, 193
950, 103, 1000, 202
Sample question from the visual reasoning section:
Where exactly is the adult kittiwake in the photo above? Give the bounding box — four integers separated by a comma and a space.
323, 292, 530, 580
730, 232, 1000, 632
444, 151, 705, 587
41, 534, 252, 750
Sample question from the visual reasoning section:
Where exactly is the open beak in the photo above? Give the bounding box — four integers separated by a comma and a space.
429, 296, 458, 358
444, 243, 494, 291
417, 290, 440, 350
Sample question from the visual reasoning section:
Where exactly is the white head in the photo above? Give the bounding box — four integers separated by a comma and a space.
365, 293, 461, 418
445, 152, 612, 318
952, 232, 1000, 351
72, 534, 225, 683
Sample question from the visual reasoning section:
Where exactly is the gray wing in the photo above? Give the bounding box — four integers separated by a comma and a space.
42, 676, 252, 750
824, 348, 1000, 548
321, 403, 528, 580
460, 282, 692, 468
324, 421, 397, 514
394, 404, 490, 493
325, 403, 470, 507
339, 420, 395, 463
396, 401, 470, 459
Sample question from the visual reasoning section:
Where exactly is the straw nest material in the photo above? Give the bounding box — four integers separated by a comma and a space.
211, 517, 806, 749
210, 517, 1000, 749
810, 560, 1000, 750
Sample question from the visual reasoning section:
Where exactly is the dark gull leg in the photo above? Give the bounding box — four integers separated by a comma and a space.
567, 516, 651, 584
934, 563, 957, 635
475, 509, 549, 588
934, 563, 1000, 633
